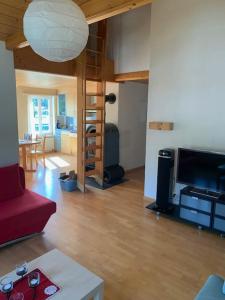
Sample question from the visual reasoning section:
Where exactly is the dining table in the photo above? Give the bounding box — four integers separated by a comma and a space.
19, 140, 41, 171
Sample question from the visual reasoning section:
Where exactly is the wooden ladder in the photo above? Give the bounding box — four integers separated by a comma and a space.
77, 21, 107, 192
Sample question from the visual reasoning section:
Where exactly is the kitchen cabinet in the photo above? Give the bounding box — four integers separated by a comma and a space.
61, 133, 70, 154
70, 135, 77, 155
55, 129, 61, 152
61, 131, 77, 155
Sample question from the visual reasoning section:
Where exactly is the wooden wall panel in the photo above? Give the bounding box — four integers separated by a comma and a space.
115, 70, 149, 82
14, 46, 76, 77
13, 46, 115, 80
1, 0, 152, 49
0, 1, 25, 41
0, 0, 29, 9
149, 122, 174, 131
80, 0, 152, 24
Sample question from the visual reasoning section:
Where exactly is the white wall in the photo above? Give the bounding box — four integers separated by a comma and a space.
118, 82, 148, 170
106, 82, 119, 125
0, 42, 18, 167
107, 6, 150, 171
145, 0, 225, 199
106, 81, 148, 171
57, 80, 77, 118
106, 5, 151, 170
108, 5, 151, 73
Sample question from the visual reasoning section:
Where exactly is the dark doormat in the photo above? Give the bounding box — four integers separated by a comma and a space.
85, 176, 128, 190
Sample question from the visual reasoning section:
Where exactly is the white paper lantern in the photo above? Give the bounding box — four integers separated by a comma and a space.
23, 0, 89, 62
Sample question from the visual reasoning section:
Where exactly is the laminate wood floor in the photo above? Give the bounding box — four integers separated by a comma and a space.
0, 154, 225, 300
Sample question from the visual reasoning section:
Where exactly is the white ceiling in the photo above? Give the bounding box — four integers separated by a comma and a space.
15, 70, 76, 89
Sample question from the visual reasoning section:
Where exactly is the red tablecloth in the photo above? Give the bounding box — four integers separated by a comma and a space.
0, 268, 60, 300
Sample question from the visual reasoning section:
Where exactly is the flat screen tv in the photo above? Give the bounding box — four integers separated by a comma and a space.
177, 148, 225, 192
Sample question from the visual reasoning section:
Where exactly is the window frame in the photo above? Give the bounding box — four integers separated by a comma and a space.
28, 95, 54, 136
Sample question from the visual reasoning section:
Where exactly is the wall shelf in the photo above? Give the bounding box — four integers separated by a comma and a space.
149, 122, 174, 131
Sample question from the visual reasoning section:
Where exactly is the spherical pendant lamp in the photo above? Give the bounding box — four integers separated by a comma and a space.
23, 0, 89, 62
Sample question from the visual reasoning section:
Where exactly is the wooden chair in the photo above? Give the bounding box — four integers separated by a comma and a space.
19, 133, 32, 167
19, 147, 23, 167
28, 135, 47, 169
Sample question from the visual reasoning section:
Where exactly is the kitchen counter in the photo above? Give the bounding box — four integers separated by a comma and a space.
56, 128, 77, 133
61, 130, 77, 137
55, 129, 77, 155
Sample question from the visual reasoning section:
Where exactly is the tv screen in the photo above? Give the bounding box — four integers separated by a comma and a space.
177, 148, 225, 192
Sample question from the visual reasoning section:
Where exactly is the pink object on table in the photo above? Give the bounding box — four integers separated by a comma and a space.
0, 269, 60, 300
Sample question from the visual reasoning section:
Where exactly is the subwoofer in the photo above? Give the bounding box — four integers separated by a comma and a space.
156, 148, 175, 212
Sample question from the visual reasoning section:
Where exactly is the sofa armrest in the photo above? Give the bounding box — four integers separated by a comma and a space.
19, 167, 26, 190
195, 275, 225, 300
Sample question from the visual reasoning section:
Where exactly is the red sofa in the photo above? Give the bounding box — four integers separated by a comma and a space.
0, 164, 56, 246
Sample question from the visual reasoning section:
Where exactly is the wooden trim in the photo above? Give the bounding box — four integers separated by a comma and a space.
103, 59, 115, 82
76, 52, 86, 192
115, 70, 149, 82
13, 46, 76, 76
6, 32, 28, 50
126, 166, 145, 174
83, 0, 152, 24
143, 196, 155, 203
149, 122, 174, 131
5, 0, 152, 50
14, 46, 114, 80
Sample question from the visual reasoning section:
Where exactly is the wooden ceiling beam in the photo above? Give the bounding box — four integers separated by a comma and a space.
0, 0, 30, 9
82, 0, 152, 24
14, 46, 115, 81
5, 0, 152, 49
6, 32, 28, 50
115, 70, 149, 82
13, 46, 76, 77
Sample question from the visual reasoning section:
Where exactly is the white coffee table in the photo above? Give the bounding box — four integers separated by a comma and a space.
4, 249, 104, 300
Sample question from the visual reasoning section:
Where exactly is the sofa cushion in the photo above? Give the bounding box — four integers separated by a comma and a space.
0, 189, 56, 244
0, 164, 24, 202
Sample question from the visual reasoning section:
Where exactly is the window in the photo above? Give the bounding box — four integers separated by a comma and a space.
29, 96, 54, 136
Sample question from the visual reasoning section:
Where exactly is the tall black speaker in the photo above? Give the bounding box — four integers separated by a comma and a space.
156, 148, 175, 212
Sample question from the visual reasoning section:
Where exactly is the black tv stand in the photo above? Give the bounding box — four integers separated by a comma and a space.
183, 186, 224, 200
146, 186, 225, 235
147, 202, 176, 215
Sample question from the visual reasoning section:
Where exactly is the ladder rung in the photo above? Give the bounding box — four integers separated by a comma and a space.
86, 77, 102, 82
85, 169, 97, 177
86, 48, 102, 54
86, 64, 101, 69
85, 105, 104, 110
85, 144, 102, 151
85, 157, 101, 164
86, 132, 102, 138
85, 120, 103, 124
86, 93, 104, 97
89, 34, 104, 40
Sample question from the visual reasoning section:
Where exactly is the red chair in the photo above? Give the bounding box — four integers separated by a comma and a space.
0, 164, 56, 246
